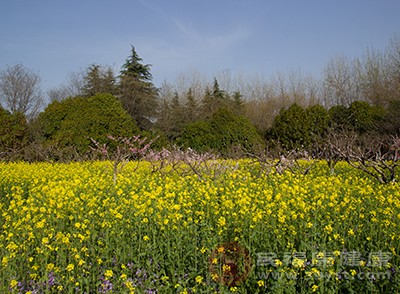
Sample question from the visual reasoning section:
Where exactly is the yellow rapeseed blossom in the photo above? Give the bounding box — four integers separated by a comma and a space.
66, 264, 74, 272
0, 160, 399, 292
195, 275, 203, 284
104, 269, 113, 279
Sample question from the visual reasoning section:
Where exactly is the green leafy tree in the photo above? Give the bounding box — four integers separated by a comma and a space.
381, 100, 400, 135
179, 108, 262, 155
328, 105, 350, 131
306, 104, 330, 141
269, 103, 310, 150
0, 107, 28, 157
210, 108, 263, 154
119, 46, 158, 130
348, 101, 384, 133
178, 120, 215, 153
38, 93, 139, 154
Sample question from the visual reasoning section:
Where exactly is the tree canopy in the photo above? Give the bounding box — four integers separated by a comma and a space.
38, 93, 139, 154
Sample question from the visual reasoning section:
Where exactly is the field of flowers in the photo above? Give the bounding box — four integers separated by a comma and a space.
0, 160, 399, 293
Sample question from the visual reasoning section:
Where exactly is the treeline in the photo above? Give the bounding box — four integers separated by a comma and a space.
0, 37, 399, 161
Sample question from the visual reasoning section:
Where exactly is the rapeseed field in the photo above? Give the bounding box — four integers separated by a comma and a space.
0, 161, 399, 293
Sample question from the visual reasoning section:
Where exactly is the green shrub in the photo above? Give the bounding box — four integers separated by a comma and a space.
38, 93, 139, 154
179, 108, 263, 155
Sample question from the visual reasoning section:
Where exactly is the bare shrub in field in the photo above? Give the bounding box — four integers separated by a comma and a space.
247, 147, 315, 177
329, 132, 400, 183
90, 135, 156, 184
145, 147, 232, 181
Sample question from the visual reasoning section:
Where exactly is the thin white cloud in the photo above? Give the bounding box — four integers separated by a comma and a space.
173, 18, 252, 52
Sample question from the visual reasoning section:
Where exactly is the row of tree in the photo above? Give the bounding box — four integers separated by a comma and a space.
0, 38, 399, 161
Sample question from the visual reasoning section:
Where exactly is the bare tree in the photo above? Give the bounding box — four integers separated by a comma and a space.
47, 86, 71, 102
329, 132, 399, 183
323, 55, 357, 107
0, 63, 44, 119
47, 70, 86, 102
385, 36, 400, 101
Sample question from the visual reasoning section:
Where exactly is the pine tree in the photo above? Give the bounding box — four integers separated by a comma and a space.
200, 87, 215, 119
231, 91, 244, 116
184, 88, 198, 123
119, 46, 158, 130
82, 64, 117, 97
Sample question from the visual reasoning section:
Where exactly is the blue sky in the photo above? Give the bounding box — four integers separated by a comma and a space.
1, 0, 399, 91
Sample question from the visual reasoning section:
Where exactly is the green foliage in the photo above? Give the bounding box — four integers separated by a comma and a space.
82, 64, 116, 97
0, 107, 28, 154
184, 88, 198, 122
328, 105, 350, 131
178, 120, 215, 153
329, 101, 386, 134
306, 104, 330, 141
38, 93, 139, 154
119, 46, 158, 130
269, 103, 311, 150
120, 46, 153, 82
381, 99, 400, 134
348, 101, 379, 133
179, 108, 263, 155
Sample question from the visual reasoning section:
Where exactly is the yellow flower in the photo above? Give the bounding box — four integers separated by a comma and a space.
66, 263, 74, 272
311, 285, 318, 292
2, 256, 8, 267
348, 229, 355, 236
275, 259, 283, 266
223, 264, 231, 272
143, 235, 150, 241
230, 286, 237, 292
324, 224, 332, 234
125, 280, 135, 291
105, 269, 113, 279
195, 275, 203, 284
217, 216, 226, 227
47, 263, 55, 271
292, 258, 305, 268
333, 250, 341, 257
257, 280, 265, 287
9, 279, 18, 288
